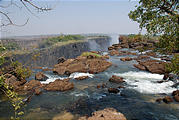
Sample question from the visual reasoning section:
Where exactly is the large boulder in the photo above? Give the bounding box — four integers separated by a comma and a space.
108, 88, 120, 94
78, 108, 127, 120
173, 95, 179, 102
134, 60, 167, 74
44, 79, 74, 91
4, 74, 27, 90
109, 75, 125, 83
23, 80, 42, 91
35, 72, 48, 81
172, 90, 179, 102
133, 64, 146, 71
163, 96, 173, 103
172, 90, 179, 96
53, 57, 112, 75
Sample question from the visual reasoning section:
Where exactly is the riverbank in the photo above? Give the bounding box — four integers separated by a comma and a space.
4, 35, 111, 67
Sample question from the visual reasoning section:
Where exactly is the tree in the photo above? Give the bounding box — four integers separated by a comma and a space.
0, 1, 51, 119
128, 0, 179, 53
0, 0, 51, 27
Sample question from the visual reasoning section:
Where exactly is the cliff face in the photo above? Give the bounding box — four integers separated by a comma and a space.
13, 36, 111, 67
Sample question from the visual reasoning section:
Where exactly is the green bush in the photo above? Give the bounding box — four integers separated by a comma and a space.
166, 54, 179, 75
4, 42, 20, 50
11, 61, 32, 80
81, 52, 102, 58
40, 35, 85, 48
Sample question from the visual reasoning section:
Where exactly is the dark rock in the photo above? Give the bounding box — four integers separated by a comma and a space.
97, 85, 101, 89
78, 108, 127, 120
42, 68, 53, 71
133, 64, 146, 71
173, 95, 179, 102
108, 88, 120, 94
97, 83, 107, 89
44, 79, 74, 91
157, 80, 165, 83
163, 73, 169, 80
35, 88, 42, 95
53, 58, 112, 75
120, 57, 133, 61
58, 57, 66, 64
145, 51, 156, 57
118, 86, 125, 89
156, 98, 163, 103
23, 80, 42, 91
109, 50, 119, 56
172, 90, 179, 96
101, 55, 110, 59
135, 60, 167, 74
35, 72, 48, 81
134, 55, 150, 60
109, 75, 125, 83
163, 96, 173, 103
75, 76, 89, 80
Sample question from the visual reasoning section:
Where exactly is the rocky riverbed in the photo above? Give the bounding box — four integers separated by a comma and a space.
0, 34, 179, 120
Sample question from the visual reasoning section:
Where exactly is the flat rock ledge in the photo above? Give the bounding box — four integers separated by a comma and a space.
44, 79, 74, 91
53, 56, 112, 75
78, 108, 127, 120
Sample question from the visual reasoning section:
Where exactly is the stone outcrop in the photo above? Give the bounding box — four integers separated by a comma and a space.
133, 64, 146, 71
97, 83, 107, 89
163, 96, 173, 103
172, 90, 179, 102
109, 50, 119, 56
75, 76, 89, 80
133, 60, 167, 74
120, 57, 133, 61
4, 74, 27, 90
53, 56, 112, 75
44, 79, 74, 91
34, 88, 42, 95
109, 75, 125, 83
108, 88, 120, 94
23, 80, 42, 91
78, 108, 127, 120
35, 72, 48, 81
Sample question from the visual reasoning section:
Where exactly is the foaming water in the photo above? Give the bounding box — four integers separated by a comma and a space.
40, 74, 67, 84
114, 71, 176, 94
41, 72, 94, 84
70, 91, 90, 97
69, 72, 94, 79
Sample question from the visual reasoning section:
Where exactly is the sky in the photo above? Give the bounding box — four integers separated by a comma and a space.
0, 0, 144, 37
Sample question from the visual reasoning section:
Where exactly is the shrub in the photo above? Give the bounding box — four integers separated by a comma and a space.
4, 42, 20, 50
11, 61, 32, 80
166, 54, 179, 75
81, 52, 102, 58
39, 35, 85, 48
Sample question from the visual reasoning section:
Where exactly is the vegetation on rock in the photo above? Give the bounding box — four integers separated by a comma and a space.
0, 45, 31, 119
39, 35, 85, 48
81, 52, 102, 58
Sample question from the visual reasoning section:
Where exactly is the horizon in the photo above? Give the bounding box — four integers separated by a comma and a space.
0, 0, 146, 38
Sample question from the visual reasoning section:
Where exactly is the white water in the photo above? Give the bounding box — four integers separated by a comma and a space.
41, 72, 94, 84
40, 74, 67, 84
70, 91, 90, 97
69, 72, 94, 79
114, 71, 177, 94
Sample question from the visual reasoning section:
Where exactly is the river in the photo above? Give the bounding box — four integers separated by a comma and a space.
0, 34, 179, 120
